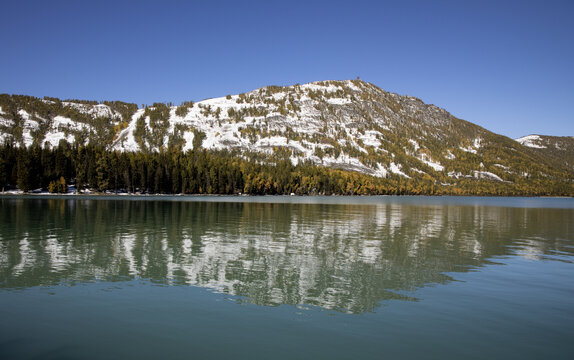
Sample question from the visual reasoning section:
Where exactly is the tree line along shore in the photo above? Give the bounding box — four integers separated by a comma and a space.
0, 144, 572, 197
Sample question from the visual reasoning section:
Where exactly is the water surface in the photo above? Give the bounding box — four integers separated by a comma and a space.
1, 196, 573, 359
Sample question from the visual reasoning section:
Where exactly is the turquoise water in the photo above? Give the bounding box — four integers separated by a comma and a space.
1, 196, 573, 359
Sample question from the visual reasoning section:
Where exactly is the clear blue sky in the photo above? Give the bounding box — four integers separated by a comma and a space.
1, 0, 572, 139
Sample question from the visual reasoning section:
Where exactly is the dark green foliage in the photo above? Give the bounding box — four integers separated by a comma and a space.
192, 129, 206, 150
130, 101, 174, 152
16, 146, 41, 191
143, 103, 171, 150
133, 116, 148, 151
102, 100, 138, 122
175, 100, 194, 117
0, 144, 572, 196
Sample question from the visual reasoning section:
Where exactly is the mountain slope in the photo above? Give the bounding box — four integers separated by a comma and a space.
1, 80, 572, 190
515, 134, 574, 171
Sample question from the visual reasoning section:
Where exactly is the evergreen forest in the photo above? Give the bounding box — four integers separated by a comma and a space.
1, 144, 572, 196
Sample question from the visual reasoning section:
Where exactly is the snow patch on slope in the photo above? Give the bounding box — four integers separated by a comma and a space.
448, 170, 505, 182
326, 98, 351, 105
182, 131, 195, 152
63, 102, 120, 119
42, 116, 91, 147
474, 171, 504, 181
19, 110, 39, 147
418, 153, 444, 171
515, 135, 546, 149
113, 109, 145, 151
389, 162, 409, 178
0, 117, 14, 127
459, 137, 482, 154
408, 139, 420, 152
359, 131, 382, 148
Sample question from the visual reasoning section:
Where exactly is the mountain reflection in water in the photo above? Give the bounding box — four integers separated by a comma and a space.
1, 197, 572, 313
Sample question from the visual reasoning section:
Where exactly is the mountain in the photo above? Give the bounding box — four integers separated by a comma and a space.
515, 134, 574, 171
0, 80, 572, 195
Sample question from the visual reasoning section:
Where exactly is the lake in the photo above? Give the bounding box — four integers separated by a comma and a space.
1, 195, 573, 359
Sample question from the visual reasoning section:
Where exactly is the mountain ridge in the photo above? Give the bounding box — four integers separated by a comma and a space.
1, 79, 573, 195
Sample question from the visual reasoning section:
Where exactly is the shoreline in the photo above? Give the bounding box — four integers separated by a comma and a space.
0, 189, 572, 199
1, 191, 572, 198
1, 192, 573, 209
0, 188, 572, 199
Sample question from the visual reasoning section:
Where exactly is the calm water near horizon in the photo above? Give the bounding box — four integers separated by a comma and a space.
1, 195, 573, 359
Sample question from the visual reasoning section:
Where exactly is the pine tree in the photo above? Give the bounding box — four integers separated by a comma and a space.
16, 151, 34, 192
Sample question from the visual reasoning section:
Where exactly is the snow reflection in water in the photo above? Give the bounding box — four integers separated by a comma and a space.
1, 197, 572, 313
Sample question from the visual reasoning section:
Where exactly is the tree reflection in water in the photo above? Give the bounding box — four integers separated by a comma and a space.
1, 197, 572, 313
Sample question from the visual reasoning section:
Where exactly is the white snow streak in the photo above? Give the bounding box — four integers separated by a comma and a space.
515, 135, 546, 149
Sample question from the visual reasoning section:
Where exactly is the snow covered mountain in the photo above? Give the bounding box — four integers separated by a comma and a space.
1, 80, 572, 184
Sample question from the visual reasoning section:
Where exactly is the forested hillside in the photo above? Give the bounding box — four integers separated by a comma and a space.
516, 135, 574, 172
0, 80, 572, 196
1, 145, 571, 196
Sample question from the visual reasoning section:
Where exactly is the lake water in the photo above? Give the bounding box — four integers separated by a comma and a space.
1, 195, 573, 359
